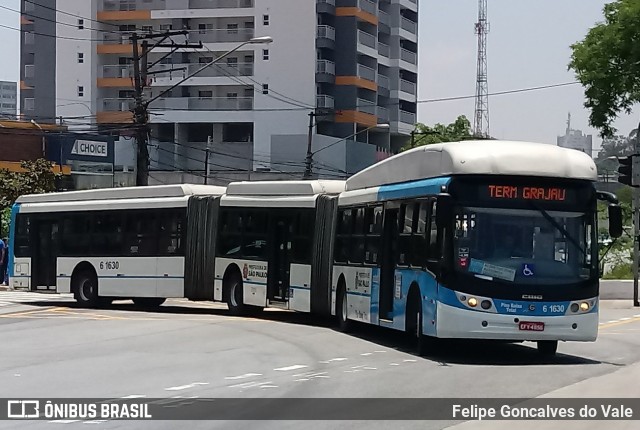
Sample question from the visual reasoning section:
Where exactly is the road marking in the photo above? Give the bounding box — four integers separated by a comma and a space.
121, 395, 146, 399
318, 357, 347, 363
49, 420, 80, 423
274, 364, 307, 372
363, 367, 377, 370
374, 350, 387, 353
224, 373, 262, 380
165, 382, 209, 391
229, 381, 274, 389
295, 378, 310, 382
599, 315, 640, 329
390, 363, 400, 366
403, 359, 417, 363
260, 385, 278, 389
83, 420, 108, 424
360, 352, 373, 356
293, 371, 328, 378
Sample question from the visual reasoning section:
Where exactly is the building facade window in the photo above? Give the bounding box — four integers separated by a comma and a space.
77, 53, 84, 64
77, 19, 84, 29
262, 49, 269, 61
263, 15, 270, 26
78, 86, 84, 97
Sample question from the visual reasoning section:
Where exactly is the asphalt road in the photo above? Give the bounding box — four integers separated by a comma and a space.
0, 291, 639, 430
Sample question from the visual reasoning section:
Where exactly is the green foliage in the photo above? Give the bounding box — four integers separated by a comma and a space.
403, 115, 474, 150
0, 159, 61, 211
594, 130, 637, 174
569, 0, 640, 137
1, 207, 9, 238
602, 261, 633, 279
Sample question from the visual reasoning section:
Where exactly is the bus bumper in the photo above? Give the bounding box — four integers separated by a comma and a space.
435, 302, 598, 341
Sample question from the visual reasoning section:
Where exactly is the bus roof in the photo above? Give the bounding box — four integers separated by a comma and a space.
225, 180, 346, 196
15, 184, 226, 204
345, 140, 598, 191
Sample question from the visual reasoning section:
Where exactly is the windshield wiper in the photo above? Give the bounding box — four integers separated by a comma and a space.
528, 201, 588, 260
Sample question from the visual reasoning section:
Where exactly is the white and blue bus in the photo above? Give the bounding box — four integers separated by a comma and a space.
8, 184, 226, 306
329, 140, 621, 356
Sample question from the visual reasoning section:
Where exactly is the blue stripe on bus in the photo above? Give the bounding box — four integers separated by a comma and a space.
347, 291, 371, 297
438, 285, 597, 316
55, 275, 184, 280
377, 177, 451, 201
244, 280, 267, 286
8, 203, 19, 279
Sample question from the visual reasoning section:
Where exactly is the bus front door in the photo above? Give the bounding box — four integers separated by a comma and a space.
268, 216, 291, 303
33, 221, 58, 291
379, 208, 399, 320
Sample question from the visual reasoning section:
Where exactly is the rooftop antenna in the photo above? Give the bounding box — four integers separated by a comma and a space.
474, 0, 490, 138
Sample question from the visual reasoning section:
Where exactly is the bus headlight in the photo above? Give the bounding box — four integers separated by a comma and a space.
579, 302, 590, 312
570, 303, 579, 313
481, 300, 492, 310
468, 297, 478, 307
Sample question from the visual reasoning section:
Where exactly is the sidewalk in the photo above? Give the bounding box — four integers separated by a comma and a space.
446, 360, 640, 430
0, 285, 10, 292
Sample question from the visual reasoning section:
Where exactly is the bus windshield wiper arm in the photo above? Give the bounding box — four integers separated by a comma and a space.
528, 201, 588, 259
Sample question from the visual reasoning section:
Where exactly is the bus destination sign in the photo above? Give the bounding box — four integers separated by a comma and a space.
487, 185, 568, 202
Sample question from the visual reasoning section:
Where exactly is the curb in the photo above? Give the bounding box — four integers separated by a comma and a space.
0, 286, 12, 292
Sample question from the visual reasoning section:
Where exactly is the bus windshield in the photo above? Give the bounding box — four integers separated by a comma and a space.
452, 206, 596, 286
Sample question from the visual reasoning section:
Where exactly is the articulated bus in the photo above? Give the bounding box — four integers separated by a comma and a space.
8, 184, 226, 306
9, 141, 622, 356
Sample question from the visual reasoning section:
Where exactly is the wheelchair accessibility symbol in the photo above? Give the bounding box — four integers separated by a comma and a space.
522, 264, 535, 277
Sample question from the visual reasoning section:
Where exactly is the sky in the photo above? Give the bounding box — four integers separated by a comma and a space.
0, 0, 637, 153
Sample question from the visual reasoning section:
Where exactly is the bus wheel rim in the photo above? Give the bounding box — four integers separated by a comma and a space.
81, 280, 93, 301
342, 292, 347, 322
230, 283, 238, 307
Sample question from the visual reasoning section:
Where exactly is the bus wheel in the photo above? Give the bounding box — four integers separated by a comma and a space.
406, 293, 427, 356
132, 298, 166, 308
74, 271, 98, 308
226, 275, 247, 316
336, 287, 351, 333
537, 340, 558, 357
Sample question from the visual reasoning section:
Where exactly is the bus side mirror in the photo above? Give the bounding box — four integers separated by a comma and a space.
608, 204, 623, 238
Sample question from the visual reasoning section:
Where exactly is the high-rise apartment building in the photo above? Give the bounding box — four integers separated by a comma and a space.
20, 0, 419, 181
0, 81, 18, 116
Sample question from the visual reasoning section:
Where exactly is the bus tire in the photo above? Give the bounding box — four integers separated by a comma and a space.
132, 298, 166, 308
537, 340, 558, 357
336, 286, 352, 333
226, 275, 247, 316
73, 270, 99, 308
406, 290, 427, 356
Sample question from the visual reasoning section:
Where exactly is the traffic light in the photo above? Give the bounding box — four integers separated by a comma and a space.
617, 155, 640, 187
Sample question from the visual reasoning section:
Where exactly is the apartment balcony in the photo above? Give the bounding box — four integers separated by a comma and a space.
187, 28, 255, 44
316, 95, 335, 109
400, 48, 418, 65
101, 97, 253, 112
401, 17, 418, 34
357, 64, 376, 83
356, 98, 377, 116
101, 0, 254, 12
400, 79, 416, 95
153, 62, 254, 79
378, 42, 390, 58
377, 74, 390, 90
357, 30, 378, 57
316, 59, 336, 83
390, 108, 416, 134
317, 0, 336, 14
391, 0, 418, 13
317, 25, 336, 41
377, 105, 389, 122
150, 96, 254, 111
358, 0, 378, 16
379, 10, 390, 27
317, 25, 336, 49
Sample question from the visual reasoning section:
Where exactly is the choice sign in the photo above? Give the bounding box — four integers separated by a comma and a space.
71, 140, 108, 158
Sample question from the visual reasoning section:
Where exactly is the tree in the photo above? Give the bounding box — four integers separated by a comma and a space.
403, 115, 474, 150
569, 0, 640, 138
0, 159, 61, 211
595, 129, 638, 174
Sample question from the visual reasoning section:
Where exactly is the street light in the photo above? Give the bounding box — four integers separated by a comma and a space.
303, 123, 390, 179
30, 119, 46, 157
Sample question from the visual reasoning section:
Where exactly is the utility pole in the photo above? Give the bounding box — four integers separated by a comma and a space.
304, 110, 334, 179
635, 134, 640, 307
129, 30, 202, 186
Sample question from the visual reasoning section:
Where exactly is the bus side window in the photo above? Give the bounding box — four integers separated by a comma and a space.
14, 214, 31, 257
350, 208, 365, 264
334, 209, 352, 264
428, 200, 440, 259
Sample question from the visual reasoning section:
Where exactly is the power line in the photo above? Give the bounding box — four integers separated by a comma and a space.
23, 0, 122, 29
0, 22, 107, 42
0, 4, 118, 34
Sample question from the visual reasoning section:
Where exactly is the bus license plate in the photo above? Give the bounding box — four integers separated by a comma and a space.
519, 321, 544, 331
